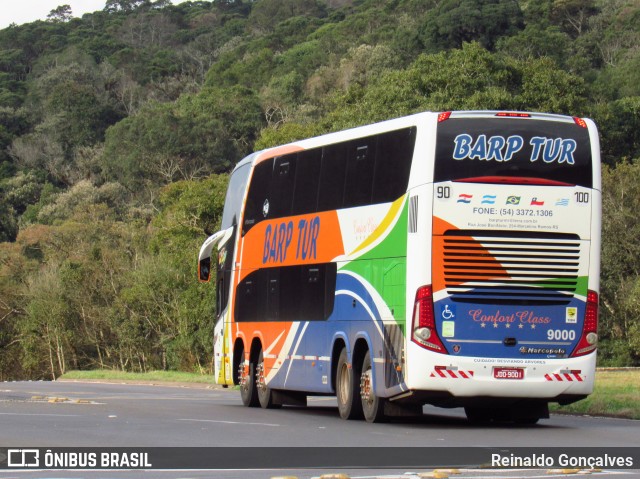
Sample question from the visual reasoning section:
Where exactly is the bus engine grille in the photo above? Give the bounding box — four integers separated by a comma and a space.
441, 230, 583, 305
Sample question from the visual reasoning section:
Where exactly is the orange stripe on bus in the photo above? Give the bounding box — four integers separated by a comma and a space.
237, 210, 344, 283
254, 145, 305, 165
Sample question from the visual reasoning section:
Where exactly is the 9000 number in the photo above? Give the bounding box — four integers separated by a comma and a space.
547, 329, 576, 341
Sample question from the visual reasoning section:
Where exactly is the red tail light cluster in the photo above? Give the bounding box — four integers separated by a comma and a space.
495, 112, 531, 118
571, 290, 599, 357
573, 117, 588, 128
437, 111, 452, 122
411, 285, 448, 354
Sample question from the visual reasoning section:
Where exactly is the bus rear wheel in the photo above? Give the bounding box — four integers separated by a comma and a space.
257, 349, 281, 409
360, 351, 387, 423
336, 348, 363, 420
239, 351, 259, 407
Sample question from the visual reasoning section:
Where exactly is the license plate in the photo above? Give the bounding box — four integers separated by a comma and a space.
493, 367, 524, 380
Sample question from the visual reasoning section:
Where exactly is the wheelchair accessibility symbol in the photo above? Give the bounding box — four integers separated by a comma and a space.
441, 304, 456, 320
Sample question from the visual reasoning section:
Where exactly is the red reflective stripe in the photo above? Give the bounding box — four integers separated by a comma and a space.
454, 176, 572, 186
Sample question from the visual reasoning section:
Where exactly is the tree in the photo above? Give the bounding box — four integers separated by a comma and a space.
101, 86, 264, 189
321, 42, 587, 132
113, 176, 226, 371
496, 24, 570, 65
117, 12, 177, 49
421, 0, 524, 51
0, 195, 17, 242
104, 0, 147, 13
550, 0, 599, 37
0, 241, 33, 380
599, 161, 640, 365
247, 0, 326, 34
47, 5, 73, 23
596, 97, 640, 166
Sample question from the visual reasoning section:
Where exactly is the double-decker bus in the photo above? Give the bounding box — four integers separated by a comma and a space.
198, 111, 601, 423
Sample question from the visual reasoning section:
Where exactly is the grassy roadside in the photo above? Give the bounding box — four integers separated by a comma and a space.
550, 369, 640, 420
60, 369, 639, 419
59, 369, 215, 385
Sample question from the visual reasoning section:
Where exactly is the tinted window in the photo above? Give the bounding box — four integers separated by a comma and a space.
221, 162, 251, 229
292, 149, 321, 216
373, 127, 416, 203
241, 127, 416, 233
243, 159, 273, 234
344, 136, 376, 208
435, 118, 593, 187
234, 272, 267, 322
215, 226, 236, 315
318, 143, 347, 212
269, 154, 296, 218
235, 263, 337, 322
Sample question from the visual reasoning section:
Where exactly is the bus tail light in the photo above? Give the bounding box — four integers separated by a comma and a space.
495, 112, 531, 118
573, 117, 588, 128
411, 285, 448, 354
438, 111, 452, 122
571, 290, 599, 357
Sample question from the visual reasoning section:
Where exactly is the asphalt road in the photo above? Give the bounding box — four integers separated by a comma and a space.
0, 380, 638, 479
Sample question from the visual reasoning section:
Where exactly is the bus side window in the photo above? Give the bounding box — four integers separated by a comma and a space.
243, 159, 273, 235
269, 154, 297, 219
292, 149, 322, 216
267, 268, 280, 321
372, 127, 416, 204
344, 136, 376, 208
236, 264, 336, 323
318, 143, 347, 212
299, 264, 336, 321
235, 271, 268, 322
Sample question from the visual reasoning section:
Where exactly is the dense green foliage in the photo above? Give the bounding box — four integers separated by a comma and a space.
1, 0, 639, 379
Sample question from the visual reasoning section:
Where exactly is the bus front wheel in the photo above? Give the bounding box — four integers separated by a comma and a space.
336, 348, 363, 420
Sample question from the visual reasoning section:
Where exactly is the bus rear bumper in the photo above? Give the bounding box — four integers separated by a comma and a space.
400, 351, 596, 405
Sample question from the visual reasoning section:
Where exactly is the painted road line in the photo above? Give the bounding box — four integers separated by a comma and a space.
0, 412, 80, 417
177, 418, 280, 427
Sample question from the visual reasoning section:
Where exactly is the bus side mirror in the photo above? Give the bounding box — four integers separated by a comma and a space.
198, 257, 211, 282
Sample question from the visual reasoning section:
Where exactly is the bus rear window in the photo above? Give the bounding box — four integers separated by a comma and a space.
434, 118, 593, 188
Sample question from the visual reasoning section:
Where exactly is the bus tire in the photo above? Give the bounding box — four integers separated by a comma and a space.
336, 348, 363, 420
257, 349, 282, 409
361, 351, 387, 423
239, 352, 259, 407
